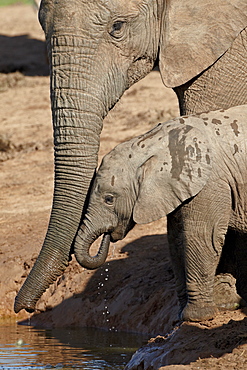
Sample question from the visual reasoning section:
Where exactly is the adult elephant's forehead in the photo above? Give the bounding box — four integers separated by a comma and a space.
42, 0, 144, 27
98, 0, 145, 12
40, 0, 112, 33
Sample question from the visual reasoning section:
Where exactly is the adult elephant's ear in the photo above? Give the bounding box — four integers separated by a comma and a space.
159, 0, 247, 87
133, 123, 213, 224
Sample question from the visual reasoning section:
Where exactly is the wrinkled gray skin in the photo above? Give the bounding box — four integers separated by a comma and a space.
14, 0, 247, 313
75, 105, 247, 322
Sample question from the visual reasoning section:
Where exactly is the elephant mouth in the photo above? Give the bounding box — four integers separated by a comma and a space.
110, 218, 136, 242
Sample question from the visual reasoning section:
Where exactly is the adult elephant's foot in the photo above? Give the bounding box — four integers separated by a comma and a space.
181, 302, 218, 322
213, 273, 244, 311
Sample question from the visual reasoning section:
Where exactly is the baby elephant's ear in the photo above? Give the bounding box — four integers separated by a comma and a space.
133, 124, 213, 224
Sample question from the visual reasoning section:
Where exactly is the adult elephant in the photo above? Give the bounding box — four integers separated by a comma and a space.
14, 0, 247, 313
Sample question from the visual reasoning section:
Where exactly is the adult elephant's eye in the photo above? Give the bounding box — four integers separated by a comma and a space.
110, 21, 125, 39
104, 194, 114, 205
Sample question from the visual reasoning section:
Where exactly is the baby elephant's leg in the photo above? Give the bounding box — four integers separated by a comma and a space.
178, 183, 231, 321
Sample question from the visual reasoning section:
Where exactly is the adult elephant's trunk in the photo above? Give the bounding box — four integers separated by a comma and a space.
14, 35, 106, 313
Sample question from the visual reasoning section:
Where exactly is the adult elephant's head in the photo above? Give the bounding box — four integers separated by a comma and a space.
14, 0, 247, 313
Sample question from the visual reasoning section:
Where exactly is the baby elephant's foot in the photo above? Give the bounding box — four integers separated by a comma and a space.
181, 302, 218, 322
214, 273, 243, 311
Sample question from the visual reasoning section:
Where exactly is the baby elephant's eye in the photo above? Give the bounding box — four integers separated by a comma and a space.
104, 194, 114, 205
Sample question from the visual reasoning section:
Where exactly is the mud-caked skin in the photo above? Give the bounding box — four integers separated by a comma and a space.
75, 105, 247, 322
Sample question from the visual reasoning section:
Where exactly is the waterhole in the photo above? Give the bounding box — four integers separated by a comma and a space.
0, 324, 148, 369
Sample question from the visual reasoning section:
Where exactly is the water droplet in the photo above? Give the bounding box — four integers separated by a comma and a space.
105, 268, 109, 272
15, 339, 24, 347
105, 277, 108, 281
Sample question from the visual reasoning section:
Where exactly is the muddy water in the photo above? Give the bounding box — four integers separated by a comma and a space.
0, 324, 148, 369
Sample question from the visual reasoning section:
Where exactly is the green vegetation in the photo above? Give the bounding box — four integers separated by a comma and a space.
0, 0, 32, 6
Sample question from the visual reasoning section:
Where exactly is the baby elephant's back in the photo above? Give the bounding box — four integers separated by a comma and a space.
198, 105, 247, 229
179, 105, 247, 181
198, 105, 247, 159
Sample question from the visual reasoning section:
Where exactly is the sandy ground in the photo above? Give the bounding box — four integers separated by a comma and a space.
1, 4, 247, 369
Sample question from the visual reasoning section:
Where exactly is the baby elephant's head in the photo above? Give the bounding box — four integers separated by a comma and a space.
89, 146, 139, 242
74, 122, 212, 270
73, 141, 140, 269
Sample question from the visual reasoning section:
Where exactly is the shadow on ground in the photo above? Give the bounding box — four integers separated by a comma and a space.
21, 233, 179, 335
0, 35, 49, 75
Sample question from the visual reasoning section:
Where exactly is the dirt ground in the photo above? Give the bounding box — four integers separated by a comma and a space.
1, 4, 247, 370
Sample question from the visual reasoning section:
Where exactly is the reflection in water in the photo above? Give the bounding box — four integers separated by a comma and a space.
0, 324, 148, 369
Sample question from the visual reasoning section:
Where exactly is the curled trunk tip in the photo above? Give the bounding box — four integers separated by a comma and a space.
75, 232, 110, 269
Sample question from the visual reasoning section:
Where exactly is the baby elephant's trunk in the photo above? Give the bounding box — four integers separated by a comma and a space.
74, 227, 110, 269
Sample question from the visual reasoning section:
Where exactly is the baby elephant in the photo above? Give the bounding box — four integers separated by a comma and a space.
74, 104, 247, 322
